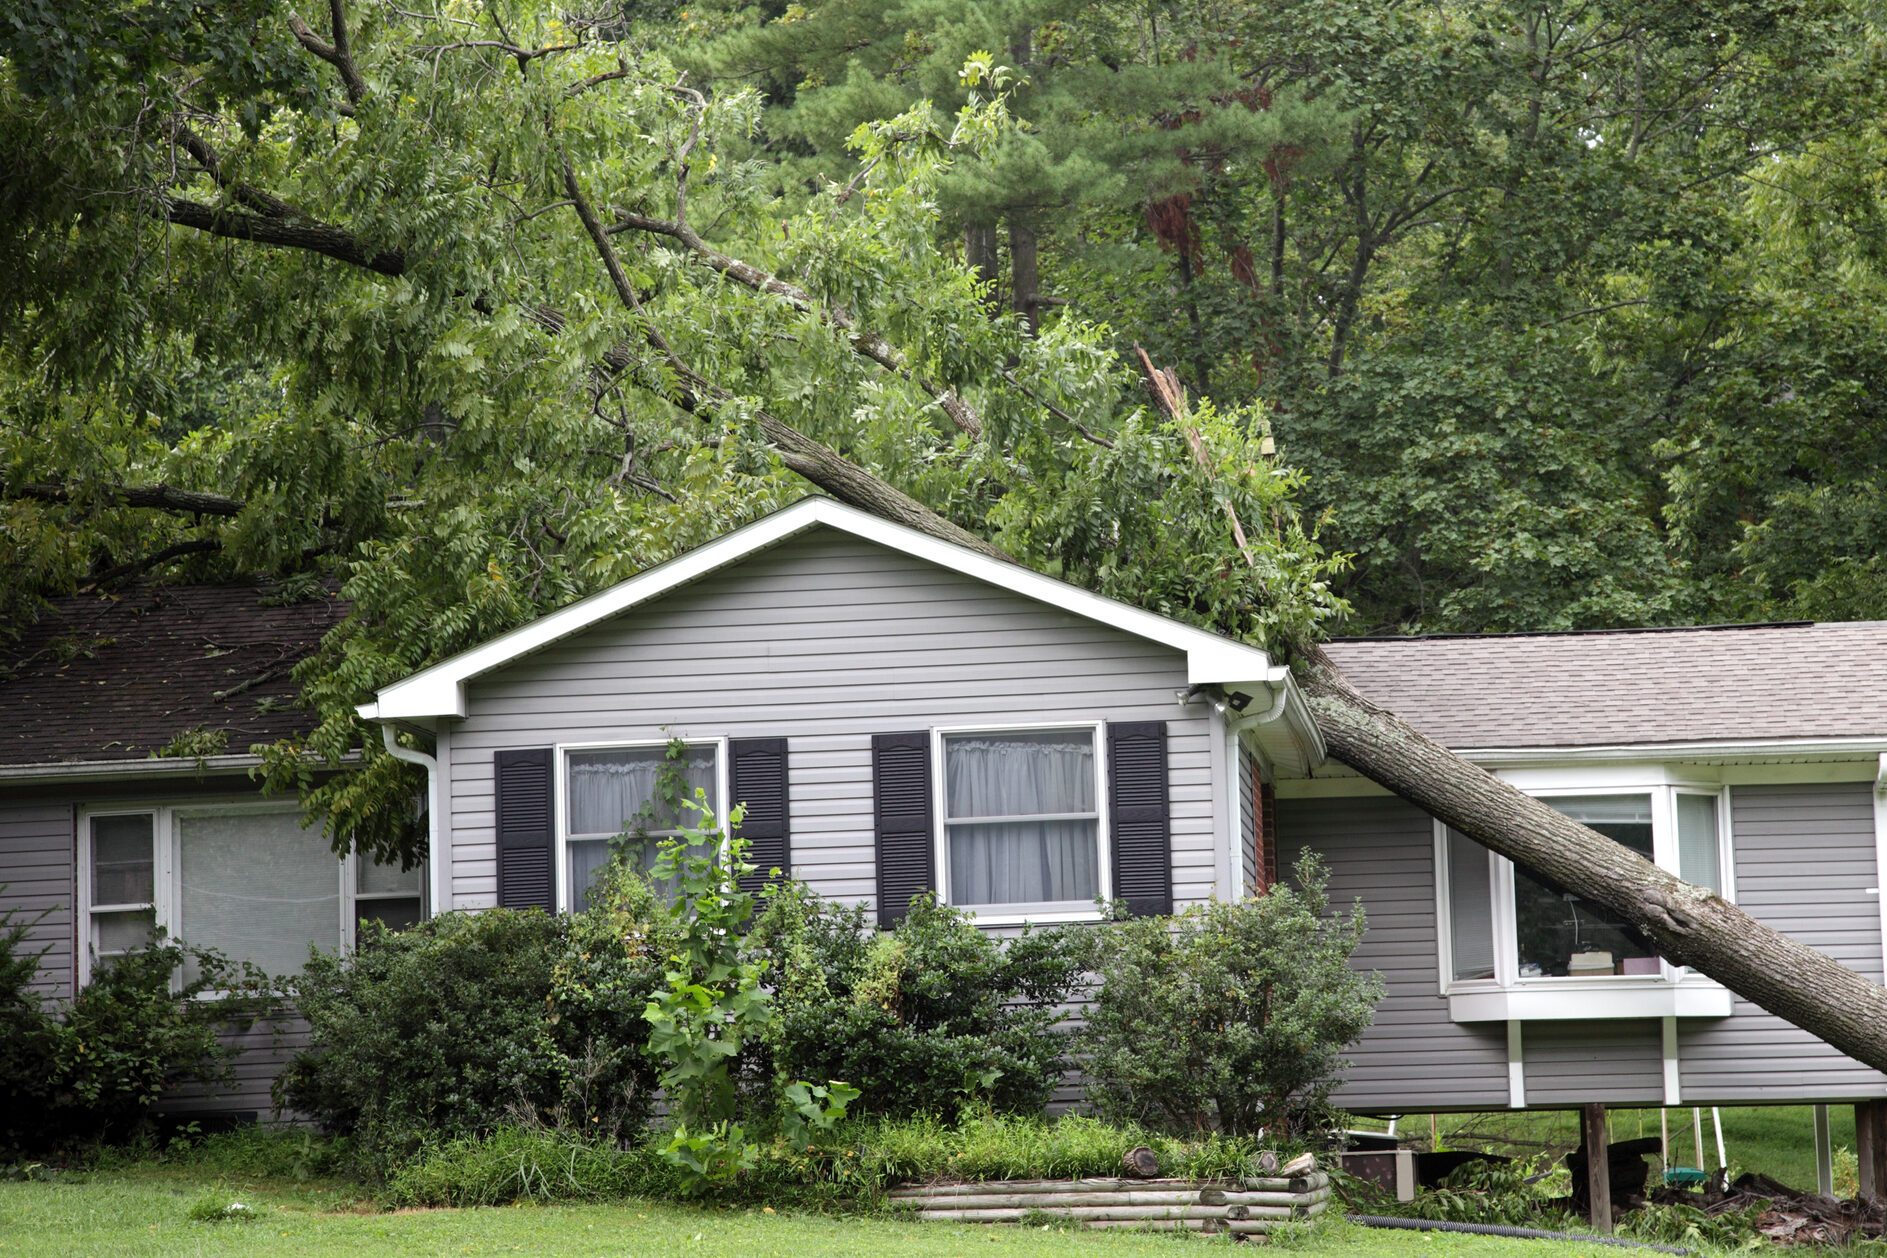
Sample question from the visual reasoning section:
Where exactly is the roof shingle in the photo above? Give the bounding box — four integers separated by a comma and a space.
0, 584, 345, 766
1322, 621, 1887, 750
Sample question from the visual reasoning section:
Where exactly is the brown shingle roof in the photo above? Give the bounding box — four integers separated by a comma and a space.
0, 584, 346, 766
1322, 621, 1887, 750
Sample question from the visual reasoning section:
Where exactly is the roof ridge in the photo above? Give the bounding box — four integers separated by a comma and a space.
1333, 620, 1827, 644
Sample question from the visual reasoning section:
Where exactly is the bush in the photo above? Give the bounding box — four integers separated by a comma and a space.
281, 880, 676, 1175
1079, 854, 1380, 1138
751, 884, 1083, 1118
1, 904, 265, 1156
858, 1110, 1273, 1184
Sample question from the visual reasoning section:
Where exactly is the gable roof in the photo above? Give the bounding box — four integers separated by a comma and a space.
0, 583, 346, 770
1322, 621, 1887, 753
361, 497, 1295, 725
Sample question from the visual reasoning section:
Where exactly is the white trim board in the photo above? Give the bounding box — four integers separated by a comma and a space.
357, 498, 1311, 739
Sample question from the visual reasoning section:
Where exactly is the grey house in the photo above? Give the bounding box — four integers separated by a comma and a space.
0, 583, 419, 1118
8, 497, 1887, 1129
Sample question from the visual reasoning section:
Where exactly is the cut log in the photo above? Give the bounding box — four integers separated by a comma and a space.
1253, 1150, 1282, 1175
914, 1204, 1249, 1223
1223, 1186, 1332, 1207
1083, 1219, 1217, 1232
1279, 1152, 1318, 1177
898, 1190, 1227, 1209
1242, 1171, 1330, 1192
889, 1178, 1204, 1198
1122, 1145, 1160, 1178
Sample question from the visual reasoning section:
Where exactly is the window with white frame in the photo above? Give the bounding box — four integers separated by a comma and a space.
562, 742, 721, 912
1442, 786, 1729, 987
938, 726, 1106, 916
80, 805, 424, 984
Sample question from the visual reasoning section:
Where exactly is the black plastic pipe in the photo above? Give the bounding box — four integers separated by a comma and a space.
1345, 1214, 1690, 1254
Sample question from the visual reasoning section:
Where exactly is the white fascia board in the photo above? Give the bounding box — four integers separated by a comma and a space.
1450, 982, 1734, 1023
367, 497, 1285, 721
1453, 737, 1887, 765
0, 754, 266, 783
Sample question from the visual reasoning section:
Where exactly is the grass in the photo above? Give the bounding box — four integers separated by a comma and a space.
0, 1159, 1660, 1258
1355, 1104, 1848, 1192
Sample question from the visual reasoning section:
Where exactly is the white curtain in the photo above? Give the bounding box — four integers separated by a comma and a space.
177, 811, 340, 978
1447, 829, 1496, 981
1676, 793, 1722, 892
567, 745, 716, 837
944, 731, 1098, 906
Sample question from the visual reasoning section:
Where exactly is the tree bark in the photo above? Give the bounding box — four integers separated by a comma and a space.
1010, 216, 1039, 333
1296, 645, 1887, 1076
964, 222, 999, 302
10, 481, 245, 516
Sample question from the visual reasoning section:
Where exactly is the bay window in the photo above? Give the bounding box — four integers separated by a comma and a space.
936, 725, 1108, 922
79, 804, 424, 986
561, 741, 722, 912
1438, 784, 1734, 1019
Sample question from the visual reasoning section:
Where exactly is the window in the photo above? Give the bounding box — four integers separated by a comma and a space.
562, 742, 721, 912
938, 726, 1106, 918
79, 806, 423, 985
1440, 785, 1732, 998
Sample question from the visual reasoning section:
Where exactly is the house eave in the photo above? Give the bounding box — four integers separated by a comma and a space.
0, 749, 359, 787
362, 496, 1293, 725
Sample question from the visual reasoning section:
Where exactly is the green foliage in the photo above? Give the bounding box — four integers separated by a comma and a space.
280, 905, 672, 1176
1078, 854, 1379, 1138
750, 882, 1083, 1119
1619, 1198, 1766, 1250
1386, 1157, 1577, 1230
858, 1110, 1276, 1185
0, 908, 267, 1156
384, 1125, 665, 1209
641, 798, 770, 1191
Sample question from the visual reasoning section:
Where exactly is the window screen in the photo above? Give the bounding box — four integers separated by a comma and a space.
1446, 829, 1496, 981
1515, 794, 1658, 978
89, 814, 156, 963
1676, 793, 1722, 893
943, 729, 1101, 908
177, 811, 341, 978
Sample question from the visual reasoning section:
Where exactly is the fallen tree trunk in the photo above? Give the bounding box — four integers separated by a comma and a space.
1297, 645, 1887, 1076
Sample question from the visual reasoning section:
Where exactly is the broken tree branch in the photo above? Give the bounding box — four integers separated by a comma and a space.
11, 481, 246, 517
288, 2, 368, 109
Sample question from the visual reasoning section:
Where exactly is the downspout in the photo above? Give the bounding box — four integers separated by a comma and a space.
380, 723, 443, 918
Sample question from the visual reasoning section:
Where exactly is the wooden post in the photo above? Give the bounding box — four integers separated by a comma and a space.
1858, 1100, 1887, 1200
1814, 1104, 1834, 1198
1582, 1103, 1613, 1233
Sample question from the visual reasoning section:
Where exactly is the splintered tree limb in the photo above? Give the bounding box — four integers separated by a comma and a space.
11, 481, 245, 516
1134, 347, 1255, 564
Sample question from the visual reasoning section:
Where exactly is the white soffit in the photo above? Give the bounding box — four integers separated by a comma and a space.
361, 497, 1290, 722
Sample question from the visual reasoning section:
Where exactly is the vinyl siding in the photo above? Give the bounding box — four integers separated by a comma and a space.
1238, 749, 1257, 894
1523, 1021, 1662, 1106
1278, 795, 1511, 1111
0, 801, 75, 1000
163, 1015, 309, 1121
444, 528, 1218, 915
1678, 783, 1887, 1102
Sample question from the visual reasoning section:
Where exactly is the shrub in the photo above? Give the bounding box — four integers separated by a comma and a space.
750, 884, 1083, 1118
1, 904, 264, 1156
859, 1110, 1272, 1184
281, 887, 675, 1175
1079, 853, 1380, 1138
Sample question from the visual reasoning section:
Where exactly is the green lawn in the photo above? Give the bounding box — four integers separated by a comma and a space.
0, 1166, 1656, 1258
1356, 1105, 1849, 1192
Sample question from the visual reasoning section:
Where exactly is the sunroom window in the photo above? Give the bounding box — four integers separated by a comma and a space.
1512, 796, 1657, 978
563, 743, 720, 912
1442, 785, 1731, 997
939, 727, 1104, 917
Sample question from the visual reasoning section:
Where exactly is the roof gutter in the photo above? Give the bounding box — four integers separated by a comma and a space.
379, 724, 443, 919
0, 753, 268, 785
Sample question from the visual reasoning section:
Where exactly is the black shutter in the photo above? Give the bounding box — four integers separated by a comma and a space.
495, 748, 554, 911
873, 731, 934, 928
1108, 721, 1172, 917
730, 737, 790, 895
